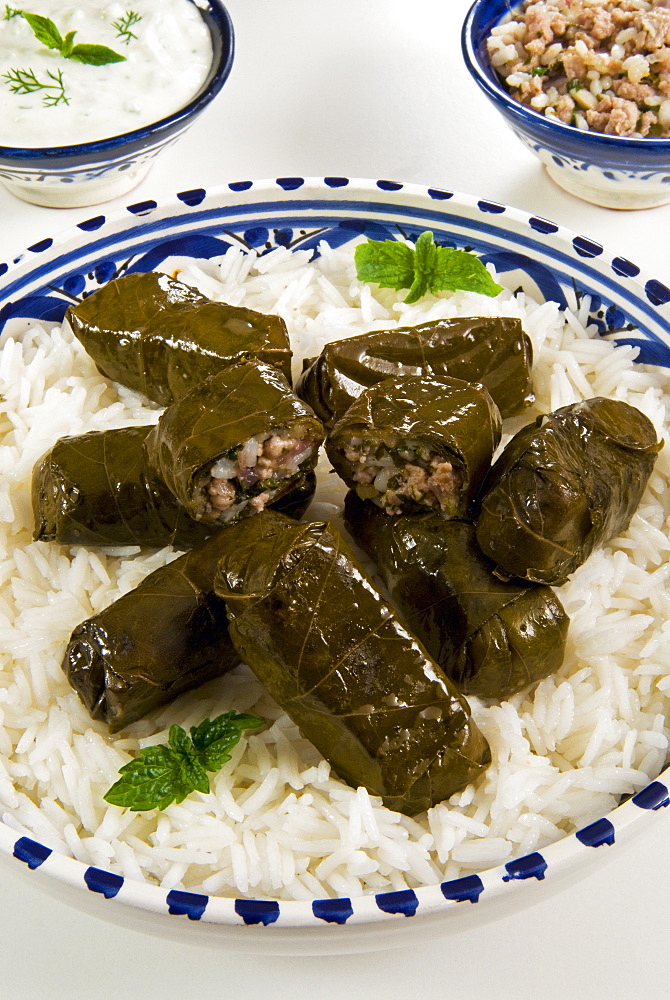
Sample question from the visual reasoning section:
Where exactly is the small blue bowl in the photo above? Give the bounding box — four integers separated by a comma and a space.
462, 0, 670, 209
0, 1, 235, 209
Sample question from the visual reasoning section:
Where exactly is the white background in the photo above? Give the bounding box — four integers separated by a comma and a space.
1, 2, 670, 997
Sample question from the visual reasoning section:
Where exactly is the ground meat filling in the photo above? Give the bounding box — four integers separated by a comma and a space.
204, 425, 317, 521
344, 437, 461, 514
487, 0, 670, 137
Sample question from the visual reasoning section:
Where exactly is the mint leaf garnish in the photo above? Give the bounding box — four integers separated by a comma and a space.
354, 231, 502, 303
354, 238, 415, 293
190, 712, 266, 771
19, 10, 63, 51
12, 10, 126, 65
68, 43, 126, 65
103, 712, 264, 812
430, 247, 504, 297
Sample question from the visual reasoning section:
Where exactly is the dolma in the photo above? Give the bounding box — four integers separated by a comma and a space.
325, 373, 502, 515
343, 492, 569, 699
62, 530, 244, 732
66, 271, 292, 406
144, 359, 324, 525
296, 316, 533, 425
32, 426, 317, 549
214, 510, 490, 816
475, 397, 662, 585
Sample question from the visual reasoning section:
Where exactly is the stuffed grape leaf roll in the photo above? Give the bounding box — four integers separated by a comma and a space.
62, 530, 244, 732
475, 397, 662, 585
325, 373, 502, 515
214, 510, 490, 815
65, 271, 293, 406
343, 492, 569, 699
32, 426, 317, 548
143, 359, 324, 525
296, 316, 533, 425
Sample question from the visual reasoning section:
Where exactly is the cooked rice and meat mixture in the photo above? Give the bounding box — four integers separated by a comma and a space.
487, 0, 670, 137
340, 436, 461, 514
205, 424, 320, 521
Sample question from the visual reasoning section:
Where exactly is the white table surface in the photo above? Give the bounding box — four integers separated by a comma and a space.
2, 2, 670, 996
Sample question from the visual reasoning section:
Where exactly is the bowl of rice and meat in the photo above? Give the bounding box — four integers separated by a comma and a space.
1, 178, 670, 953
462, 0, 670, 208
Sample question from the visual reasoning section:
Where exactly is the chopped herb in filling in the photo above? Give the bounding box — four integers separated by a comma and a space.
344, 435, 461, 514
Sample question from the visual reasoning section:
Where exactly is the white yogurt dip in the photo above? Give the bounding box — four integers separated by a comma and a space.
0, 0, 213, 147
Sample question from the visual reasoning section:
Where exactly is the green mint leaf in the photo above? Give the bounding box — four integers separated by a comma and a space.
15, 10, 125, 63
354, 238, 416, 294
168, 722, 194, 757
19, 11, 63, 50
404, 229, 437, 303
60, 30, 76, 58
431, 246, 503, 297
103, 713, 263, 812
68, 43, 126, 65
190, 711, 265, 771
355, 231, 502, 302
103, 743, 193, 812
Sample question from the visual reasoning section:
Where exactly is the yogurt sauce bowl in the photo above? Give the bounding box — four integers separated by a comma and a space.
0, 0, 234, 207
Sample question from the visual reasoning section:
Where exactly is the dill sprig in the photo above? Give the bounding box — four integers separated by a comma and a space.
3, 65, 69, 105
113, 9, 142, 44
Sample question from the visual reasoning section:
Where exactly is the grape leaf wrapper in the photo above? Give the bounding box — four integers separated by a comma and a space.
214, 510, 490, 816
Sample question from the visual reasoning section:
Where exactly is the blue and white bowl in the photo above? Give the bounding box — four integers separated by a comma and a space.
0, 1, 234, 209
462, 0, 670, 210
0, 178, 669, 954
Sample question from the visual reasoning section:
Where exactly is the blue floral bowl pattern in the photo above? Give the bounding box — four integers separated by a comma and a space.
0, 1, 234, 209
462, 0, 670, 209
0, 178, 669, 954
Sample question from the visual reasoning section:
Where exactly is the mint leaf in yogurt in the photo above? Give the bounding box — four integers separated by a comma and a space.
19, 11, 64, 51
12, 10, 126, 65
68, 43, 126, 66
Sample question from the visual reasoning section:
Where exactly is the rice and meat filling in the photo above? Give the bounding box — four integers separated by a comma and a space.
342, 434, 461, 514
326, 373, 503, 517
205, 423, 321, 520
488, 0, 670, 137
143, 358, 325, 526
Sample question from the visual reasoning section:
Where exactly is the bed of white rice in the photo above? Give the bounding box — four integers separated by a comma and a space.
1, 238, 669, 901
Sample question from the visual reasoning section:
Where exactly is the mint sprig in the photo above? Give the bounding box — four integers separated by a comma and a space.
354, 231, 503, 303
103, 711, 264, 812
12, 10, 126, 65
